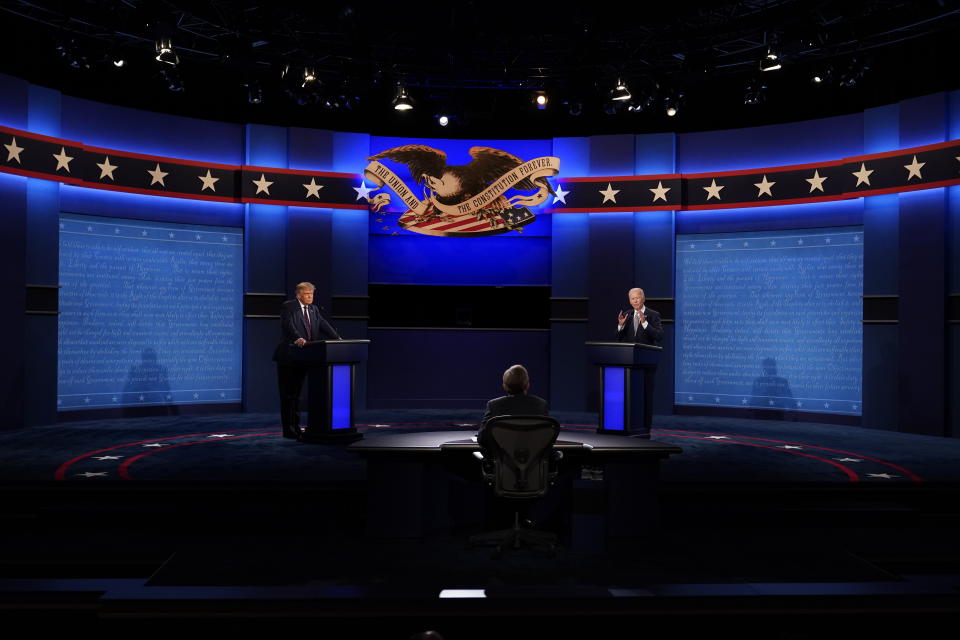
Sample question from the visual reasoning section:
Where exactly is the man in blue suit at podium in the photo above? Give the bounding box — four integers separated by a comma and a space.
616, 287, 662, 435
273, 282, 341, 439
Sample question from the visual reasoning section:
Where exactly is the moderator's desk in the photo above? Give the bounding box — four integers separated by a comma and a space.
349, 431, 682, 547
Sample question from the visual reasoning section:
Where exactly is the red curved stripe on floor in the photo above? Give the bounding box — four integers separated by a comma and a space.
54, 427, 270, 480
117, 432, 275, 480
655, 428, 923, 482
667, 434, 860, 482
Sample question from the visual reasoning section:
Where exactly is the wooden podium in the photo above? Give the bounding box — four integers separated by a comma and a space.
288, 339, 369, 444
586, 342, 662, 437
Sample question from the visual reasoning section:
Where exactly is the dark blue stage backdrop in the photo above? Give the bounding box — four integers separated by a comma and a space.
57, 214, 243, 410
675, 226, 863, 416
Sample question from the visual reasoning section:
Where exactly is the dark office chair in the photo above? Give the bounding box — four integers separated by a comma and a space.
469, 415, 562, 556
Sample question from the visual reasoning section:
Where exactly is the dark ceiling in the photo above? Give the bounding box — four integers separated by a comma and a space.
1, 0, 958, 139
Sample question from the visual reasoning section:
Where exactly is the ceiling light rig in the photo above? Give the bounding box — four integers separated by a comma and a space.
664, 92, 682, 117
393, 85, 413, 111
154, 39, 178, 66
760, 49, 782, 72
610, 78, 631, 102
534, 91, 548, 110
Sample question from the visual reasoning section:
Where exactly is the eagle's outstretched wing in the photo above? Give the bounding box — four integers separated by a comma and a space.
368, 145, 447, 185
467, 147, 555, 195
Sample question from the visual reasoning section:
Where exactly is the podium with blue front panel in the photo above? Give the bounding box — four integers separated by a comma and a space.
290, 339, 369, 443
586, 342, 662, 437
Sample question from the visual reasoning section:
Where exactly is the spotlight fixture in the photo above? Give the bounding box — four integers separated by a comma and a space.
610, 78, 631, 101
743, 80, 767, 105
664, 94, 680, 116
393, 85, 413, 111
55, 41, 89, 70
534, 92, 548, 110
302, 68, 316, 88
760, 49, 781, 72
161, 67, 184, 92
112, 57, 125, 68
154, 39, 178, 66
812, 74, 823, 84
245, 81, 263, 104
839, 58, 868, 87
563, 100, 583, 117
438, 115, 449, 127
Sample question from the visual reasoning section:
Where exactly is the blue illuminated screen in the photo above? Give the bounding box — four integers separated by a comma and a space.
367, 136, 553, 286
675, 227, 863, 416
58, 214, 243, 410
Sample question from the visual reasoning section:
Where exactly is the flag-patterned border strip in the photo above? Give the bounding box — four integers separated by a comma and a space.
0, 124, 367, 209
1, 123, 958, 212
546, 138, 960, 212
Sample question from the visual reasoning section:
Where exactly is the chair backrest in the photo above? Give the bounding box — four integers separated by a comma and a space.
485, 415, 561, 498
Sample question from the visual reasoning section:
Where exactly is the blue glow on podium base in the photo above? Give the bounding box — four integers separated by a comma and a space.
331, 364, 352, 430
602, 366, 625, 431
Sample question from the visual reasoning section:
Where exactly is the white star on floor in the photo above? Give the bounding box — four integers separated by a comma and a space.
252, 173, 273, 195
52, 147, 74, 172
904, 155, 925, 180
852, 162, 874, 186
208, 434, 231, 438
867, 473, 900, 479
94, 455, 123, 461
148, 163, 168, 186
779, 445, 803, 450
96, 156, 117, 180
5, 136, 24, 163
143, 443, 166, 448
705, 435, 729, 440
552, 185, 569, 205
649, 181, 670, 202
703, 179, 724, 201
198, 169, 219, 192
77, 472, 107, 478
599, 183, 620, 204
834, 458, 862, 463
805, 169, 828, 193
354, 181, 374, 201
303, 177, 324, 198
754, 175, 775, 197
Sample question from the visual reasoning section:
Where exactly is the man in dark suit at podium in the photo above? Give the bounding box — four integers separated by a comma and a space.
273, 282, 341, 439
616, 287, 663, 345
616, 287, 663, 436
477, 364, 549, 453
